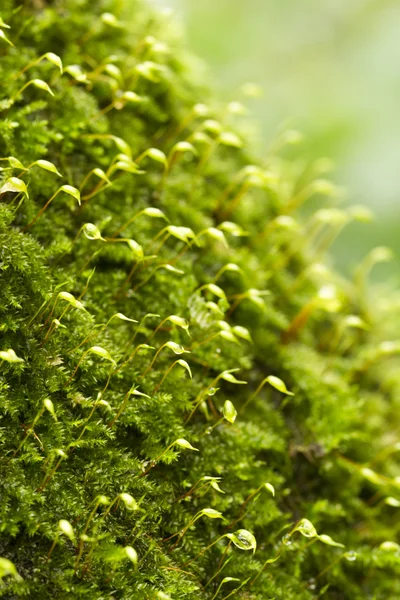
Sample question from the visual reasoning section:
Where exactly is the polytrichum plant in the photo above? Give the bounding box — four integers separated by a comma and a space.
1, 1, 400, 599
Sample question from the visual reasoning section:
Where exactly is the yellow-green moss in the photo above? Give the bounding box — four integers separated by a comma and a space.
0, 1, 399, 598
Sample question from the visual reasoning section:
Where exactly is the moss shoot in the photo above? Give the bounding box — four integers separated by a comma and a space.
0, 1, 399, 598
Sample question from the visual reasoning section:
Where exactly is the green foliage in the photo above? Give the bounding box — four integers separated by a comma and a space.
0, 1, 399, 598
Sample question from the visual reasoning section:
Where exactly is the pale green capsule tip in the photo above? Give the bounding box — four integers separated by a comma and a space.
378, 341, 400, 356
0, 29, 14, 46
44, 52, 63, 73
177, 359, 192, 378
368, 246, 394, 264
172, 141, 197, 155
119, 493, 138, 510
0, 17, 11, 28
311, 178, 335, 195
318, 534, 345, 548
379, 541, 400, 552
226, 529, 257, 552
274, 215, 299, 229
0, 349, 24, 363
219, 331, 238, 347
121, 91, 141, 102
114, 312, 138, 323
294, 518, 318, 538
174, 438, 198, 451
220, 371, 247, 385
210, 480, 225, 493
145, 149, 167, 165
201, 227, 228, 247
96, 495, 110, 505
232, 325, 252, 342
190, 131, 212, 145
32, 79, 54, 96
227, 100, 247, 115
266, 375, 294, 396
124, 546, 138, 563
7, 156, 25, 169
88, 346, 116, 365
0, 557, 22, 581
168, 315, 190, 332
241, 165, 262, 177
60, 185, 80, 204
223, 400, 237, 424
52, 319, 67, 329
205, 301, 224, 316
111, 136, 132, 157
58, 291, 86, 311
161, 264, 184, 275
167, 225, 196, 244
347, 204, 374, 223
34, 159, 62, 176
127, 239, 144, 259
135, 61, 164, 83
343, 315, 369, 330
131, 388, 151, 399
115, 160, 143, 174
101, 12, 121, 27
58, 519, 75, 541
200, 508, 223, 519
104, 64, 121, 79
385, 496, 400, 507
65, 64, 87, 82
202, 119, 222, 135
0, 177, 29, 198
193, 103, 209, 116
216, 320, 231, 332
200, 283, 226, 300
93, 168, 111, 183
143, 207, 167, 219
82, 223, 104, 241
218, 131, 243, 148
224, 262, 242, 273
43, 398, 57, 420
165, 341, 189, 355
218, 221, 248, 237
265, 482, 275, 497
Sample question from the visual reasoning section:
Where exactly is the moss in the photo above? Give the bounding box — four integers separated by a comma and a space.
0, 1, 399, 598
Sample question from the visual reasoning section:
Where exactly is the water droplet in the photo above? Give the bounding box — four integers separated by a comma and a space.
237, 534, 251, 548
282, 534, 292, 546
204, 427, 213, 436
344, 551, 357, 562
307, 578, 317, 591
296, 519, 317, 538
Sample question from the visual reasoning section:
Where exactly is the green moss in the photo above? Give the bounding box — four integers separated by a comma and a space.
0, 1, 399, 598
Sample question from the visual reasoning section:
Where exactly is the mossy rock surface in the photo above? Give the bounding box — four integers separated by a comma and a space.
0, 1, 399, 598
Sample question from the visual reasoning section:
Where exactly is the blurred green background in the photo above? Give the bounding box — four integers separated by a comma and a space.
152, 0, 400, 279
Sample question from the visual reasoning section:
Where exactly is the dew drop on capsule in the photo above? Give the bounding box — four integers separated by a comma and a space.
282, 534, 292, 546
344, 551, 357, 562
307, 578, 317, 591
237, 533, 251, 548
